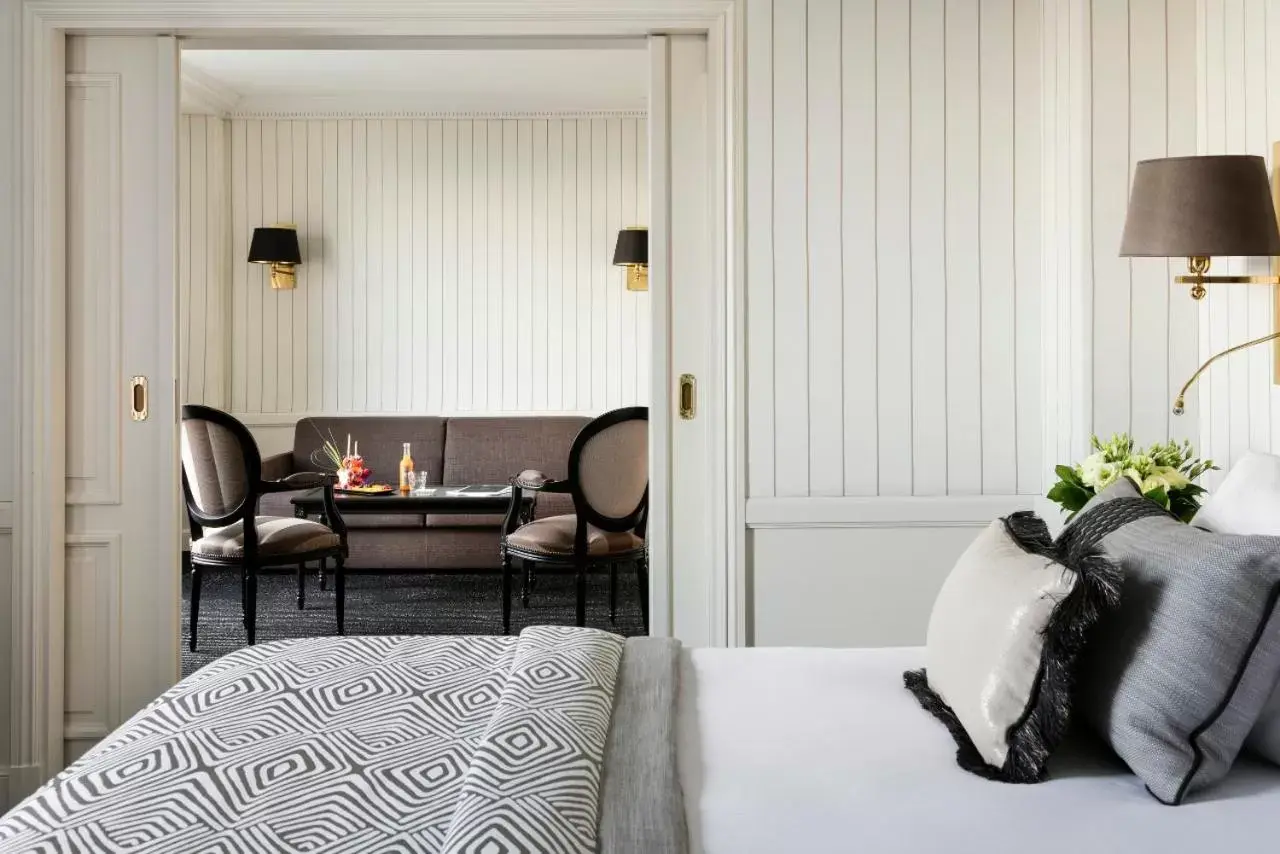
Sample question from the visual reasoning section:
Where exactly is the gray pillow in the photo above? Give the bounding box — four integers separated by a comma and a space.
1059, 478, 1280, 804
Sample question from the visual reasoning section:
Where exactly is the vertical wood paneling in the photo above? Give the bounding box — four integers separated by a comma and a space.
1129, 0, 1172, 446
842, 0, 878, 497
875, 0, 914, 496
978, 0, 1018, 494
188, 115, 651, 417
910, 0, 948, 496
945, 0, 983, 495
806, 0, 844, 497
773, 0, 811, 496
1014, 0, 1043, 494
746, 0, 1048, 498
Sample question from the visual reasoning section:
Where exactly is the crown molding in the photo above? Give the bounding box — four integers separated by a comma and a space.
180, 64, 240, 116
224, 107, 647, 120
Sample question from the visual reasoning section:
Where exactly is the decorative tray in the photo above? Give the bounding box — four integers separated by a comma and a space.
335, 484, 394, 495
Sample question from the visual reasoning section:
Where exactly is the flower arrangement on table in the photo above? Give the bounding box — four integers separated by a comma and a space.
1047, 433, 1217, 523
311, 429, 370, 489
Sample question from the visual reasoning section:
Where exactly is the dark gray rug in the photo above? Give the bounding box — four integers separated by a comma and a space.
181, 567, 647, 676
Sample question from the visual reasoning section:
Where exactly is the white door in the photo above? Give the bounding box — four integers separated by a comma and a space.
650, 34, 725, 647
64, 35, 180, 764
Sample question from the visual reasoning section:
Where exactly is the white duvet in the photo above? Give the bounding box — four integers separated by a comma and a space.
677, 647, 1280, 854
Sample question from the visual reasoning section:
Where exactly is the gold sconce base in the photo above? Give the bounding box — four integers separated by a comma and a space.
269, 263, 297, 290
625, 265, 648, 292
1173, 256, 1280, 300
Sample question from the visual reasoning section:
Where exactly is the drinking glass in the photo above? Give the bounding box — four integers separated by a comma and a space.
402, 470, 417, 493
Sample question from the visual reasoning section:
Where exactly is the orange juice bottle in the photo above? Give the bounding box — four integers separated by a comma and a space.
398, 443, 414, 494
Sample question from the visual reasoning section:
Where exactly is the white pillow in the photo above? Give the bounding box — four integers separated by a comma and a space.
1191, 450, 1280, 766
905, 514, 1122, 782
1193, 451, 1280, 535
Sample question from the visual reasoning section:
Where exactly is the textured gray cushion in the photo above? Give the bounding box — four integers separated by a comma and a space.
1062, 479, 1280, 804
192, 516, 339, 559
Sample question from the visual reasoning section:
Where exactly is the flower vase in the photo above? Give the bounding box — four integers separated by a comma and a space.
337, 467, 351, 490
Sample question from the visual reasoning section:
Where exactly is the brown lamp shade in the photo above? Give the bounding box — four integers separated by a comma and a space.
612, 227, 648, 266
248, 227, 302, 265
1120, 155, 1280, 258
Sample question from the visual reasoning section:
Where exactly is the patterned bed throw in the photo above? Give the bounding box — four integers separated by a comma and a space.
441, 626, 624, 853
0, 627, 676, 854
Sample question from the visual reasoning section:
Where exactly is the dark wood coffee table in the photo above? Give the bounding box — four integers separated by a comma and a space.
290, 484, 534, 583
291, 483, 527, 520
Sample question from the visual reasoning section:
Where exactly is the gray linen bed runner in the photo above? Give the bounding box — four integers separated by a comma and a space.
0, 628, 686, 854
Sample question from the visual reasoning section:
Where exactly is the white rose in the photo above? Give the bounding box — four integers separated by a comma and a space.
1096, 463, 1121, 489
1141, 466, 1189, 494
1078, 453, 1106, 488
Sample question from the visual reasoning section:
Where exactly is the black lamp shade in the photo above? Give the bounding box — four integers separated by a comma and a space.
248, 227, 302, 265
612, 228, 648, 266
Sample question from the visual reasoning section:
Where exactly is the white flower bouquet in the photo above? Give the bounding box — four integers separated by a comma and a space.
1047, 433, 1217, 523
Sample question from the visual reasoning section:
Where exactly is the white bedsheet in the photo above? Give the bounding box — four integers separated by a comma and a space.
677, 646, 1280, 854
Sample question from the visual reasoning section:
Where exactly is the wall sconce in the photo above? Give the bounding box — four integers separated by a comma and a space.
613, 226, 648, 292
248, 224, 302, 290
1119, 155, 1280, 414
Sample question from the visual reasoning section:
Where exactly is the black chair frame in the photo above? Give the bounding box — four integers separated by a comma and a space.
182, 404, 349, 650
499, 406, 649, 634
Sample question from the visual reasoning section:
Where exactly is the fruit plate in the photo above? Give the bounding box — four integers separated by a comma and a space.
335, 484, 394, 495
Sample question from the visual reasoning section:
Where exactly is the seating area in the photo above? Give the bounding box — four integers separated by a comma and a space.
180, 407, 650, 657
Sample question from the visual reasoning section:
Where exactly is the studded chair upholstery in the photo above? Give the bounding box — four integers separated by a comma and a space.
499, 407, 649, 633
181, 405, 348, 650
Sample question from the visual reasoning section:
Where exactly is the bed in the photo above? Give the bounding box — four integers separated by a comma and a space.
2, 634, 1279, 853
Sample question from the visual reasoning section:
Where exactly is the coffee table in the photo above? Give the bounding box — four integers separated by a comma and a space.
291, 483, 528, 521
290, 484, 535, 584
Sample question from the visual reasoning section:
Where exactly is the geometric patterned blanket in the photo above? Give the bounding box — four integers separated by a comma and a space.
0, 628, 630, 854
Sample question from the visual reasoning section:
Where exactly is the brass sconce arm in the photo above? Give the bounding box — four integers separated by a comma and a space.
1172, 330, 1280, 415
1173, 256, 1280, 300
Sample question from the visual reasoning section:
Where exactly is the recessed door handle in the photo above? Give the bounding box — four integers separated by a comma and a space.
678, 373, 696, 420
130, 376, 148, 421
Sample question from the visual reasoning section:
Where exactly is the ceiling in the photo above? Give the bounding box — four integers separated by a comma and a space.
181, 48, 649, 114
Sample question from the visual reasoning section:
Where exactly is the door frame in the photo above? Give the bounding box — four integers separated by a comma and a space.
12, 0, 746, 789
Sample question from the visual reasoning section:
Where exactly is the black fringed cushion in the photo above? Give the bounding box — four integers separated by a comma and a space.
905, 513, 1122, 783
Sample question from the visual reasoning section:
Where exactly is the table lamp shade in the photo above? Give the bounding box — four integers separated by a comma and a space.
1119, 155, 1280, 258
612, 228, 648, 266
248, 227, 302, 265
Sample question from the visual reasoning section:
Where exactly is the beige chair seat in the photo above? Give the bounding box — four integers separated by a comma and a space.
192, 516, 340, 559
506, 513, 644, 557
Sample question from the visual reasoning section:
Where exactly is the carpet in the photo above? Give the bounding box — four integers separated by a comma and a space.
181, 566, 647, 676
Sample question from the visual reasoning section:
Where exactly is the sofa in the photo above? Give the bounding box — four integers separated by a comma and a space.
259, 415, 589, 570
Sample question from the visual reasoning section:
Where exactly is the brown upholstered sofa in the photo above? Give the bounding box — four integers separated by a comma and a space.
259, 416, 589, 571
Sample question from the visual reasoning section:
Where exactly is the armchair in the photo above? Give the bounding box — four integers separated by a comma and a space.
499, 407, 649, 633
181, 405, 349, 650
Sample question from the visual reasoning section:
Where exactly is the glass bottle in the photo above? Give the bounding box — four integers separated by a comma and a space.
399, 442, 414, 494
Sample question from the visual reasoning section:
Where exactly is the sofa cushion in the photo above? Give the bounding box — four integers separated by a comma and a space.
293, 416, 446, 488
442, 416, 588, 486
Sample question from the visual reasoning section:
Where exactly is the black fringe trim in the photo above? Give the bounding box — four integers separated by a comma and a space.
905, 511, 1123, 784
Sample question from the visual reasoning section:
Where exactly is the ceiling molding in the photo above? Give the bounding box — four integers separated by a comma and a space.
224, 107, 647, 120
180, 65, 240, 116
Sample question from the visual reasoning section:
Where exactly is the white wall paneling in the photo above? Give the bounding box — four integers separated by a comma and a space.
1194, 0, 1280, 485
180, 112, 650, 418
179, 114, 230, 409
1038, 0, 1199, 492
747, 0, 1042, 502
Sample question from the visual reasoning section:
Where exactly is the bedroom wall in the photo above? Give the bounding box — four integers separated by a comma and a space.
179, 112, 650, 456
745, 0, 1209, 647
1192, 0, 1280, 485
745, 0, 1043, 645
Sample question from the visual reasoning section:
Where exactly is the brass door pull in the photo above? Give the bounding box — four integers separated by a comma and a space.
130, 376, 149, 421
678, 373, 696, 420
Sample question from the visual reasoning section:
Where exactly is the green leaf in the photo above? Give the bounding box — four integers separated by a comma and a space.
1047, 482, 1092, 512
1143, 486, 1169, 508
1055, 465, 1084, 487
